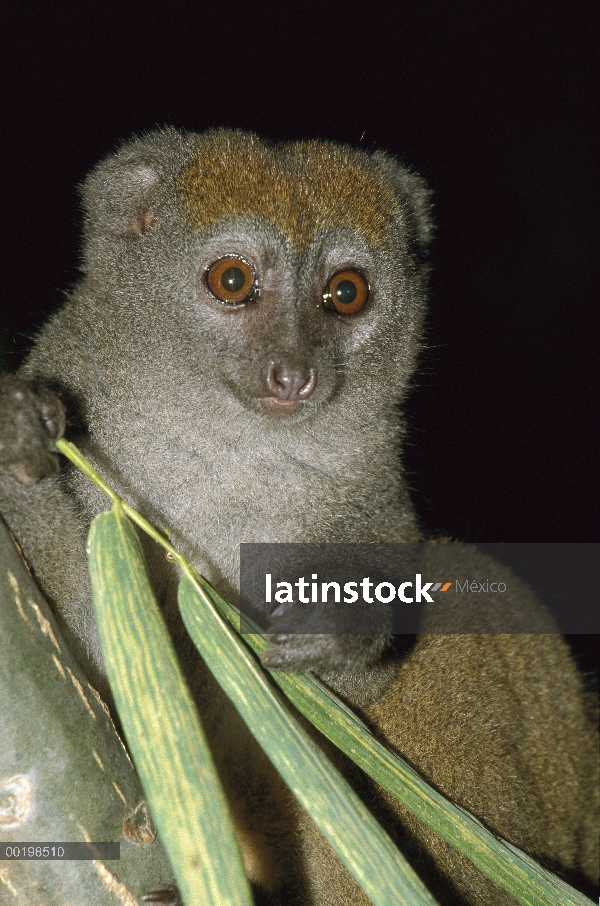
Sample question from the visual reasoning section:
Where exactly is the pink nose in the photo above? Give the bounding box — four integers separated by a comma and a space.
266, 363, 317, 400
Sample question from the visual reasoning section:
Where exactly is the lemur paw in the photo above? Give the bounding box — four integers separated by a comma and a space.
261, 603, 387, 672
261, 632, 346, 670
0, 375, 66, 485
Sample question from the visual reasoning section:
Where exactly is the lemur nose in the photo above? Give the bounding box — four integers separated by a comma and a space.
266, 362, 317, 400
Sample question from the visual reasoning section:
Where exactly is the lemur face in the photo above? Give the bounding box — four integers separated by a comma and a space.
77, 130, 432, 424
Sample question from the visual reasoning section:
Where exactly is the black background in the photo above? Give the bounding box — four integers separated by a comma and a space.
1, 4, 598, 666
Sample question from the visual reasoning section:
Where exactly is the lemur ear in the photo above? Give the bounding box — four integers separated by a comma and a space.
370, 150, 435, 258
79, 151, 161, 240
78, 127, 194, 239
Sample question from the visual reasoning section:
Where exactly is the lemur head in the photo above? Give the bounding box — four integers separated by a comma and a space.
78, 128, 433, 424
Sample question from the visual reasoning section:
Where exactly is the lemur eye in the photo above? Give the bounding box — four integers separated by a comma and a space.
206, 257, 257, 304
323, 270, 369, 316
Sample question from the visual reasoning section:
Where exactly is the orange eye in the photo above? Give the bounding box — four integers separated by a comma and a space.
206, 257, 257, 304
323, 270, 369, 316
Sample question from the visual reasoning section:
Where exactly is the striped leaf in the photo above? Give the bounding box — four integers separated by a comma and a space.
86, 505, 253, 906
178, 570, 438, 906
195, 574, 594, 906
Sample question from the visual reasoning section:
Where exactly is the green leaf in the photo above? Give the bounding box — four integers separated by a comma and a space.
196, 577, 594, 906
86, 505, 253, 906
178, 570, 439, 906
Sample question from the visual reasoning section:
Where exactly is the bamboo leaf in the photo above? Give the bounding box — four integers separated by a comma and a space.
178, 570, 439, 906
86, 505, 253, 906
196, 576, 594, 906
